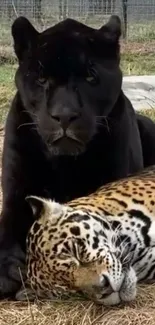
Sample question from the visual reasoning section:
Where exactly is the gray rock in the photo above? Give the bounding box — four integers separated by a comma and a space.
123, 76, 155, 111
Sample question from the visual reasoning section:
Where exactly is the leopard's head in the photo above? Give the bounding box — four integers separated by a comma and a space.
25, 196, 137, 305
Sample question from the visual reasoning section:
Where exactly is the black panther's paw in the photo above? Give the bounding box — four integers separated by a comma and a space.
0, 243, 26, 298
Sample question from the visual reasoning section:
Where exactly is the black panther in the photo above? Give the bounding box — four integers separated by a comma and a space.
1, 15, 155, 298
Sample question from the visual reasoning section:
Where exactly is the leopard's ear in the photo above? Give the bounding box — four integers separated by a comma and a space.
26, 196, 45, 219
26, 196, 66, 223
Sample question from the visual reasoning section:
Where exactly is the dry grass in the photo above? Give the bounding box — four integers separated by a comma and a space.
1, 284, 155, 325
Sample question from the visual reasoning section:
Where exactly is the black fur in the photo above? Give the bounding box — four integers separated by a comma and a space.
136, 114, 155, 166
0, 16, 155, 298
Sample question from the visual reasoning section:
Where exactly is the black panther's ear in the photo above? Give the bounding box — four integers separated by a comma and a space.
26, 196, 44, 219
99, 15, 122, 42
12, 16, 39, 61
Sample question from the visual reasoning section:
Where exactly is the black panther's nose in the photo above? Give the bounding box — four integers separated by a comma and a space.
51, 111, 80, 130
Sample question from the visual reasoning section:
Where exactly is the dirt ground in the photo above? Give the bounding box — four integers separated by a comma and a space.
1, 130, 155, 325
121, 40, 155, 54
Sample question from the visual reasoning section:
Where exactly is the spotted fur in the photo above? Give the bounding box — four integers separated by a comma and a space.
22, 166, 155, 305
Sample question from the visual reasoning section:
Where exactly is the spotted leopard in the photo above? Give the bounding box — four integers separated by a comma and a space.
18, 165, 155, 305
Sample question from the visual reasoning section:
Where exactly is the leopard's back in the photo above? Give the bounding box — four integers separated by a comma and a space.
68, 166, 155, 217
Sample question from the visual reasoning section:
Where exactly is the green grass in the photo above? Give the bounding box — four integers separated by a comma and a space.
121, 53, 155, 76
127, 23, 155, 42
0, 64, 16, 123
0, 64, 16, 84
0, 55, 155, 125
140, 109, 155, 122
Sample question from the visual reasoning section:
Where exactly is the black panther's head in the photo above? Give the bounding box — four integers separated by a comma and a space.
12, 16, 122, 156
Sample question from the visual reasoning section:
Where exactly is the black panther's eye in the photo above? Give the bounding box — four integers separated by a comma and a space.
86, 68, 99, 85
86, 76, 95, 83
37, 77, 47, 85
37, 78, 54, 88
